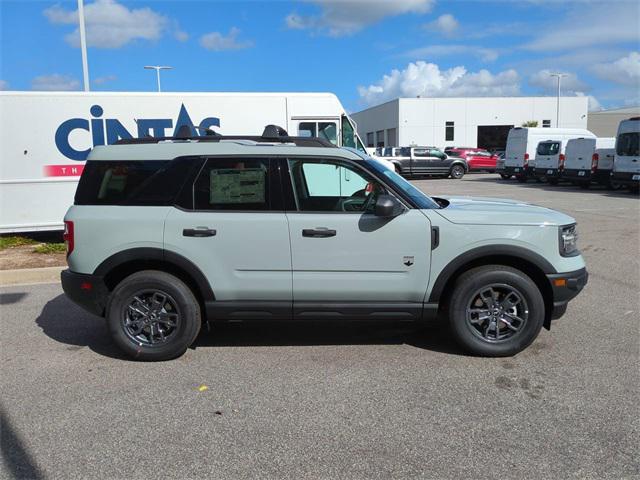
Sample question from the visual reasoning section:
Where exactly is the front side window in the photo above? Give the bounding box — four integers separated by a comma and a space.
288, 158, 385, 212
616, 132, 640, 156
193, 158, 271, 211
429, 148, 446, 159
537, 141, 560, 156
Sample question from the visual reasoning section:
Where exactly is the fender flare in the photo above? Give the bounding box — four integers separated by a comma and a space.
94, 247, 215, 301
428, 245, 557, 303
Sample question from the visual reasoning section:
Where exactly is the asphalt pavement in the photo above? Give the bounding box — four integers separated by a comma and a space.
1, 174, 638, 479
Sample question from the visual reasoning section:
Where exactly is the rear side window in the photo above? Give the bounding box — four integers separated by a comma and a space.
616, 132, 639, 156
75, 159, 193, 205
193, 158, 271, 211
537, 142, 560, 156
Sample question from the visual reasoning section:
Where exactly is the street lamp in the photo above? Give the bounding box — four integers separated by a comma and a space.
144, 66, 173, 92
78, 0, 89, 91
549, 72, 568, 127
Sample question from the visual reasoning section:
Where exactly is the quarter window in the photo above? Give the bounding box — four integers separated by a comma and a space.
193, 158, 271, 211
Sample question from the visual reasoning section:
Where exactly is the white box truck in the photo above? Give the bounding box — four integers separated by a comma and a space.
503, 127, 595, 183
563, 137, 616, 188
612, 117, 640, 191
0, 92, 367, 233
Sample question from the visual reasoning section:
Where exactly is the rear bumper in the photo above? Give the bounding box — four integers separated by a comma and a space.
534, 167, 561, 178
611, 171, 640, 185
61, 269, 109, 317
504, 165, 532, 177
546, 267, 588, 321
563, 168, 612, 183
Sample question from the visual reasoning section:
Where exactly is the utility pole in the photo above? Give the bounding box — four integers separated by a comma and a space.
78, 0, 90, 91
144, 66, 173, 92
549, 73, 568, 127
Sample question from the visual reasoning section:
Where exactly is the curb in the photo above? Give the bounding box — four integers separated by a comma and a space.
0, 266, 65, 287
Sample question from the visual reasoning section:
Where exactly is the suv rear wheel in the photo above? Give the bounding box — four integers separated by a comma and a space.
106, 270, 201, 361
448, 265, 544, 356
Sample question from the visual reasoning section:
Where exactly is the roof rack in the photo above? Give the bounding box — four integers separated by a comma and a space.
114, 124, 337, 148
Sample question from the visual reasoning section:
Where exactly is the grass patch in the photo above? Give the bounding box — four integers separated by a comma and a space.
33, 243, 66, 254
0, 236, 38, 250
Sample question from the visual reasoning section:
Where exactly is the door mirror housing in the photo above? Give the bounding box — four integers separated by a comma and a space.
374, 194, 404, 217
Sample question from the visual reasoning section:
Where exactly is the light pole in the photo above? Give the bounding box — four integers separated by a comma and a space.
549, 72, 568, 127
78, 0, 89, 91
144, 66, 173, 92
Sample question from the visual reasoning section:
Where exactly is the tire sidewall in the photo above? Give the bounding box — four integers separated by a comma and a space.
451, 165, 465, 179
107, 271, 201, 361
449, 267, 545, 356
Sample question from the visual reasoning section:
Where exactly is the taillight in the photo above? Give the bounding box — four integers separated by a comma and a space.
559, 153, 565, 169
63, 220, 74, 257
524, 153, 529, 166
591, 153, 599, 171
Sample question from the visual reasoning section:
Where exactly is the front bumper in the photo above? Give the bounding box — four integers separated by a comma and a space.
546, 267, 589, 322
61, 269, 109, 317
611, 171, 640, 186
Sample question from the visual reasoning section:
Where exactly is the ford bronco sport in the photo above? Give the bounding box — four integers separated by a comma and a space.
61, 126, 588, 361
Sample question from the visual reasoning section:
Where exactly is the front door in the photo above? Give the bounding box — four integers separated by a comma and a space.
164, 157, 292, 318
283, 157, 431, 317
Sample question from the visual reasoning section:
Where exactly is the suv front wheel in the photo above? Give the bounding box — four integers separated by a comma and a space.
448, 265, 544, 356
450, 164, 465, 179
106, 270, 201, 361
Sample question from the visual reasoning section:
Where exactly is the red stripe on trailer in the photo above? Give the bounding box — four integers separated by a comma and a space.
44, 165, 85, 177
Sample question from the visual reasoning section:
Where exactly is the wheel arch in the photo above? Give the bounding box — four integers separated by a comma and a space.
449, 160, 468, 173
429, 246, 556, 328
94, 248, 215, 308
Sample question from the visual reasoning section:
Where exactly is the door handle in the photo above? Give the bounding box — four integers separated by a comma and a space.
183, 228, 216, 237
302, 228, 336, 238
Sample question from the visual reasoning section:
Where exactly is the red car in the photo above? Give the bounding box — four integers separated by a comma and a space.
445, 147, 498, 172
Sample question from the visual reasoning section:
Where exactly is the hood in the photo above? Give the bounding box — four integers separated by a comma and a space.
433, 196, 575, 226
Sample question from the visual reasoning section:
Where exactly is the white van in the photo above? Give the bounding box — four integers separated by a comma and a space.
504, 127, 594, 183
533, 131, 597, 184
612, 117, 640, 190
0, 91, 367, 233
563, 137, 616, 188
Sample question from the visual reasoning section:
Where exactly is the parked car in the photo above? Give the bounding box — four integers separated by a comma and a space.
504, 127, 595, 183
563, 137, 616, 189
382, 147, 402, 158
391, 146, 468, 179
446, 148, 498, 172
60, 125, 588, 361
612, 117, 640, 191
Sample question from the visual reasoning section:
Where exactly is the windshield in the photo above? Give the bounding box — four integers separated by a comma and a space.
366, 157, 440, 209
616, 132, 639, 156
537, 141, 560, 156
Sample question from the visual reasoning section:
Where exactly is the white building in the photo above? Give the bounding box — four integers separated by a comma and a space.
352, 96, 589, 150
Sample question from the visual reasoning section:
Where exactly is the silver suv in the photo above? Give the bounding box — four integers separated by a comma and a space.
61, 126, 588, 361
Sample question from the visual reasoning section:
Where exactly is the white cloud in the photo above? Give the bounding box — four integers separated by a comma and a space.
44, 0, 167, 49
358, 61, 520, 106
93, 74, 117, 85
423, 14, 458, 37
529, 69, 588, 94
285, 0, 434, 36
575, 92, 603, 112
0, 80, 9, 90
174, 29, 189, 42
200, 28, 253, 51
31, 74, 80, 91
592, 52, 640, 86
406, 44, 499, 62
525, 3, 640, 52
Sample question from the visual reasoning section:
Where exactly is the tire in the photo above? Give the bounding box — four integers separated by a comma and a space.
548, 178, 559, 185
394, 165, 402, 175
106, 270, 202, 361
447, 265, 545, 357
516, 175, 527, 183
499, 174, 511, 180
450, 164, 465, 179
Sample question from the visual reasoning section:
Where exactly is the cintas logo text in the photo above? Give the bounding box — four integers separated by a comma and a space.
55, 104, 220, 160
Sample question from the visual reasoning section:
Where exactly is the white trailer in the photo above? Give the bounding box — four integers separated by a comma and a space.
0, 91, 367, 233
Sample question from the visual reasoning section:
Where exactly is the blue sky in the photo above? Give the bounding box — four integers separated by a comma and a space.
0, 0, 638, 112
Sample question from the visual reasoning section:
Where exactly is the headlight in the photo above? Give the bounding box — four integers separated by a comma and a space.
559, 224, 579, 257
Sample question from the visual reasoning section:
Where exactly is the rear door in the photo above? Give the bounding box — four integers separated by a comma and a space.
410, 148, 434, 174
283, 156, 431, 315
536, 141, 561, 171
164, 157, 292, 317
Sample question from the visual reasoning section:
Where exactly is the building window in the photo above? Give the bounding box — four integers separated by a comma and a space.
386, 128, 397, 147
376, 130, 384, 147
445, 121, 455, 141
542, 120, 551, 128
366, 132, 374, 147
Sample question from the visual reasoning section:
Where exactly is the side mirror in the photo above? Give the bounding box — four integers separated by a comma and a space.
374, 194, 404, 217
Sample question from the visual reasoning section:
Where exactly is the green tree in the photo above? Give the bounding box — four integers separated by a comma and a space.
521, 120, 538, 127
